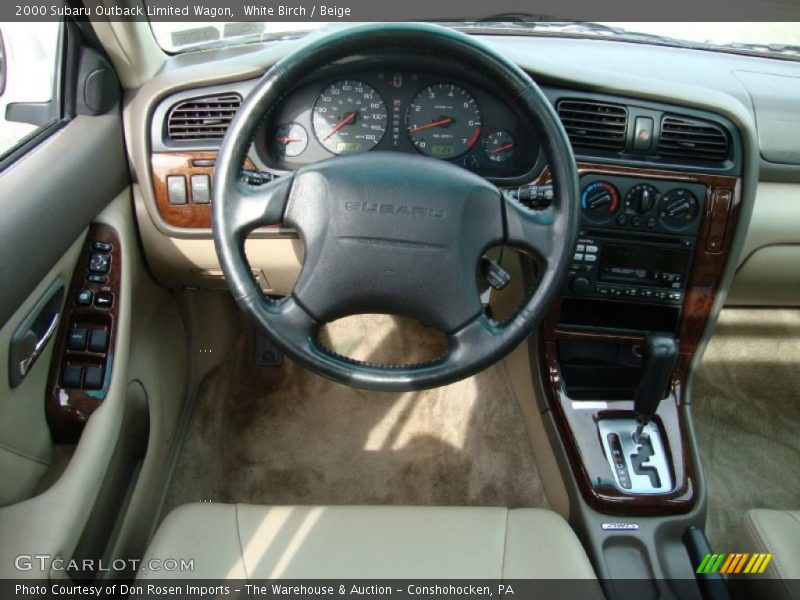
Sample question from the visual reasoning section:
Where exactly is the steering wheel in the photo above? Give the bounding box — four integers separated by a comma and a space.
212, 23, 578, 392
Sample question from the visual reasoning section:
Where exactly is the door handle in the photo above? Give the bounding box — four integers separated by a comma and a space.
18, 312, 59, 377
8, 279, 64, 388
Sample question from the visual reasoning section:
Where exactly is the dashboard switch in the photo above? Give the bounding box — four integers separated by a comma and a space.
167, 175, 187, 205
190, 175, 211, 204
633, 117, 654, 152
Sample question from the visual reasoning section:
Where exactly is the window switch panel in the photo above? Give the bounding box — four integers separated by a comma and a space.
88, 329, 108, 353
67, 328, 88, 352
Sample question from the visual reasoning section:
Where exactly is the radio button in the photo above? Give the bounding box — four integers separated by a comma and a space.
574, 253, 584, 261
576, 244, 585, 252
585, 245, 599, 254
584, 254, 597, 263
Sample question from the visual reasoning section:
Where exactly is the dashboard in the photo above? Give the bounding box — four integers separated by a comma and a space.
253, 65, 536, 179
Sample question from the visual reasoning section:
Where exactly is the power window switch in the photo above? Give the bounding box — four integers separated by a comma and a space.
190, 174, 211, 204
62, 365, 83, 389
167, 176, 187, 205
67, 328, 88, 352
88, 329, 108, 353
83, 366, 103, 390
75, 289, 93, 306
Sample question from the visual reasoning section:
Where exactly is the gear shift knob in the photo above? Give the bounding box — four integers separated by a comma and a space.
634, 333, 679, 441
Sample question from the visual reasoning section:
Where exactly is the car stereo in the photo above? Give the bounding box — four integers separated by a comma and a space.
563, 232, 695, 306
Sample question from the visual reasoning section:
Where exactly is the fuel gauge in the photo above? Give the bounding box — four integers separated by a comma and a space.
483, 130, 516, 163
271, 122, 308, 159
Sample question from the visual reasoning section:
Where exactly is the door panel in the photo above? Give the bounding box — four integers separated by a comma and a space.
0, 113, 128, 327
0, 232, 86, 505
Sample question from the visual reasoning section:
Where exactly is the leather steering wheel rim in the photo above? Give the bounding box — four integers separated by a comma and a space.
212, 23, 579, 391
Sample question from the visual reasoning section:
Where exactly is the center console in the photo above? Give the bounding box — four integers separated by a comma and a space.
536, 162, 740, 515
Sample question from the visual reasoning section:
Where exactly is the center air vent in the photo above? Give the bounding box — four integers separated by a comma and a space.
658, 115, 730, 162
557, 100, 628, 151
166, 93, 242, 141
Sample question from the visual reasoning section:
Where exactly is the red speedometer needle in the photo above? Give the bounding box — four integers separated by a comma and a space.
322, 112, 357, 141
408, 117, 454, 134
490, 142, 514, 155
275, 136, 301, 144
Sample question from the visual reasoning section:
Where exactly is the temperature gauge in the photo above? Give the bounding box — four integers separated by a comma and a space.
483, 130, 516, 163
271, 122, 308, 159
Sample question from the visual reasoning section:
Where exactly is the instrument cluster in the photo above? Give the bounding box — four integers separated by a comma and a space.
256, 70, 537, 179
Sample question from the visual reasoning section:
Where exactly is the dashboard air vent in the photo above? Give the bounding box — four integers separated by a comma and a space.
166, 93, 242, 141
557, 99, 628, 151
658, 115, 730, 162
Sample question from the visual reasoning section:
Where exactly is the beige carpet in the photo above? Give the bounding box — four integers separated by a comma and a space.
162, 315, 548, 517
693, 308, 800, 551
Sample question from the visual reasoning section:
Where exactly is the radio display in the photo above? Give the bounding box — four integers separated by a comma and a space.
599, 244, 690, 284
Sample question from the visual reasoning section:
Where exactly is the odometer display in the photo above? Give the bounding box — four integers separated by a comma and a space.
312, 80, 388, 155
406, 83, 482, 159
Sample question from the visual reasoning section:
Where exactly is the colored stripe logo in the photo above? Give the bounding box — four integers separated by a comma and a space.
696, 552, 773, 574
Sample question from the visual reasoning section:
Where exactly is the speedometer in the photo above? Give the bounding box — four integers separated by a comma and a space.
312, 80, 388, 155
406, 84, 482, 159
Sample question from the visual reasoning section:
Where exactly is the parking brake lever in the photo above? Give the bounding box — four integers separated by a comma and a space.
634, 333, 679, 442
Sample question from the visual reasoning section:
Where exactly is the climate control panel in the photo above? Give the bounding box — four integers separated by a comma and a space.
579, 174, 707, 236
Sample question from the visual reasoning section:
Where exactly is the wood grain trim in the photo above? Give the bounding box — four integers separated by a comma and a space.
539, 162, 741, 515
151, 152, 256, 229
45, 224, 121, 444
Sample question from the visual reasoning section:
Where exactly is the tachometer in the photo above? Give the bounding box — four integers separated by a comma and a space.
312, 80, 388, 155
406, 83, 482, 159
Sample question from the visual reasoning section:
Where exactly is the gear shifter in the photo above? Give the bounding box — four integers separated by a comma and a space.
633, 333, 679, 442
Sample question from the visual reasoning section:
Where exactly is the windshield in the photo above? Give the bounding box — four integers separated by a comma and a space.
149, 21, 800, 60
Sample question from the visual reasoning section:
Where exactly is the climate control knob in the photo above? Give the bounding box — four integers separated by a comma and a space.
569, 275, 592, 296
624, 184, 659, 215
659, 188, 699, 228
581, 181, 620, 220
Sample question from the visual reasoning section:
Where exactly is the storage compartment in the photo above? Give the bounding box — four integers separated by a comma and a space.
559, 297, 680, 334
558, 340, 644, 400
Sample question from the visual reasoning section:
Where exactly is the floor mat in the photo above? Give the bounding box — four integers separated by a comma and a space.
162, 315, 548, 518
693, 308, 800, 551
